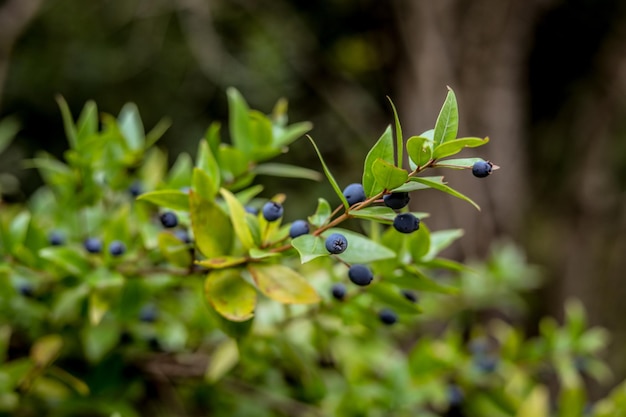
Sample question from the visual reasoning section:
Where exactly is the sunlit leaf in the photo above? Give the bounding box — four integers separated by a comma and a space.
387, 97, 403, 168
196, 256, 248, 269
362, 125, 394, 197
137, 190, 190, 211
432, 157, 485, 169
410, 177, 480, 210
371, 158, 409, 191
433, 87, 458, 145
253, 163, 321, 181
227, 87, 253, 156
406, 136, 433, 169
157, 232, 192, 268
190, 191, 233, 257
118, 103, 145, 151
291, 234, 329, 264
31, 335, 63, 367
308, 198, 332, 227
206, 338, 239, 383
432, 137, 489, 159
248, 264, 320, 304
205, 269, 257, 321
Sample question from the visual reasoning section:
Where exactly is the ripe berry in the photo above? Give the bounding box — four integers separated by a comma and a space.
378, 308, 398, 325
262, 201, 284, 222
447, 385, 464, 407
325, 233, 348, 254
393, 213, 420, 233
342, 183, 366, 206
348, 264, 373, 286
331, 283, 347, 301
48, 231, 65, 246
139, 304, 158, 322
289, 220, 309, 238
174, 229, 192, 244
383, 192, 410, 210
84, 237, 103, 254
245, 206, 259, 215
472, 160, 493, 178
160, 211, 178, 228
401, 289, 418, 303
128, 180, 143, 197
109, 240, 126, 256
17, 283, 35, 297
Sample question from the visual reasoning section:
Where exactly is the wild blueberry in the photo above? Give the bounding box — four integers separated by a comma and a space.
401, 289, 418, 303
84, 237, 103, 254
48, 231, 65, 246
289, 220, 309, 238
325, 233, 348, 254
128, 180, 143, 197
262, 201, 284, 222
17, 283, 34, 297
245, 206, 259, 215
472, 160, 492, 178
160, 211, 178, 228
174, 229, 192, 244
383, 192, 410, 210
378, 308, 398, 325
331, 283, 347, 301
342, 183, 366, 206
348, 264, 373, 286
139, 304, 158, 322
109, 240, 126, 256
393, 213, 420, 233
447, 384, 464, 407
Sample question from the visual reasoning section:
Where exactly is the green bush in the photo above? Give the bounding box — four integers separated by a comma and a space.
0, 87, 623, 416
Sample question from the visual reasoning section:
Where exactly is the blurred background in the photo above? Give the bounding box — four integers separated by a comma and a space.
1, 0, 626, 392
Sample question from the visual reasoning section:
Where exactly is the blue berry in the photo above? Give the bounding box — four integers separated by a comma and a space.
289, 220, 310, 238
472, 161, 492, 178
48, 231, 65, 246
474, 355, 498, 373
378, 308, 398, 325
160, 211, 178, 228
447, 385, 464, 407
262, 202, 284, 222
174, 229, 192, 244
109, 240, 126, 256
245, 206, 259, 215
401, 289, 418, 303
128, 180, 143, 197
325, 233, 348, 254
393, 213, 420, 234
17, 283, 35, 297
383, 192, 410, 210
84, 237, 103, 254
348, 264, 373, 286
331, 283, 347, 300
139, 304, 158, 322
342, 183, 366, 206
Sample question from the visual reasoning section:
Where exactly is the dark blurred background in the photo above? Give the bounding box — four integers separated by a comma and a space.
2, 0, 626, 391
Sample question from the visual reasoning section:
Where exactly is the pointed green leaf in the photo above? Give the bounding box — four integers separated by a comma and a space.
432, 157, 485, 169
81, 322, 120, 363
307, 136, 349, 209
424, 229, 464, 260
387, 97, 403, 168
118, 102, 145, 151
273, 121, 313, 148
145, 117, 172, 148
411, 177, 480, 210
253, 163, 321, 181
323, 228, 396, 263
392, 176, 445, 192
248, 264, 320, 304
31, 334, 63, 367
166, 153, 193, 189
76, 101, 98, 143
351, 206, 430, 225
308, 198, 332, 227
371, 158, 409, 190
362, 125, 394, 197
205, 269, 257, 321
406, 136, 433, 169
196, 139, 221, 186
190, 191, 233, 257
206, 338, 239, 383
249, 110, 273, 149
193, 168, 217, 201
235, 184, 264, 206
55, 95, 78, 149
39, 247, 90, 276
196, 256, 247, 269
137, 190, 190, 211
227, 87, 253, 156
433, 137, 489, 159
433, 87, 458, 145
220, 188, 256, 250
291, 234, 329, 263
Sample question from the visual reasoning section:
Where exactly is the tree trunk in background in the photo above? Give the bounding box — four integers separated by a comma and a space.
392, 0, 550, 259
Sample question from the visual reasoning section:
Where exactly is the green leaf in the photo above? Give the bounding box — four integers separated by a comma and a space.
371, 158, 409, 191
253, 163, 321, 181
227, 87, 253, 156
220, 188, 256, 250
196, 256, 248, 269
351, 207, 429, 225
273, 121, 313, 148
0, 116, 20, 155
248, 264, 320, 304
392, 176, 445, 193
410, 177, 480, 210
432, 137, 489, 159
39, 247, 90, 276
406, 136, 433, 169
204, 269, 257, 321
323, 228, 396, 263
218, 145, 249, 183
387, 97, 403, 168
249, 110, 273, 149
424, 229, 464, 260
433, 87, 459, 145
235, 184, 264, 206
206, 338, 239, 383
157, 232, 192, 268
291, 234, 329, 264
432, 157, 485, 169
408, 222, 431, 261
137, 190, 190, 211
195, 139, 221, 195
55, 95, 78, 149
76, 101, 98, 143
81, 322, 120, 363
166, 153, 193, 189
393, 266, 458, 294
368, 283, 422, 314
248, 248, 280, 259
308, 198, 332, 227
362, 125, 394, 197
31, 334, 63, 368
307, 136, 349, 209
118, 102, 145, 151
516, 386, 549, 417
145, 117, 172, 148
190, 191, 233, 258
192, 168, 217, 201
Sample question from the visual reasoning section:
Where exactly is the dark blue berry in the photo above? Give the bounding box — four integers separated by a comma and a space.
84, 237, 103, 254
325, 233, 348, 254
378, 308, 398, 325
174, 229, 192, 244
331, 283, 347, 301
245, 206, 259, 215
348, 264, 373, 286
393, 213, 420, 234
447, 385, 464, 407
160, 211, 178, 228
289, 220, 309, 238
342, 183, 366, 206
139, 304, 158, 322
48, 231, 65, 246
383, 192, 410, 210
128, 180, 143, 197
17, 283, 35, 297
472, 161, 492, 178
262, 202, 284, 222
401, 289, 418, 303
474, 355, 498, 373
109, 240, 126, 256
